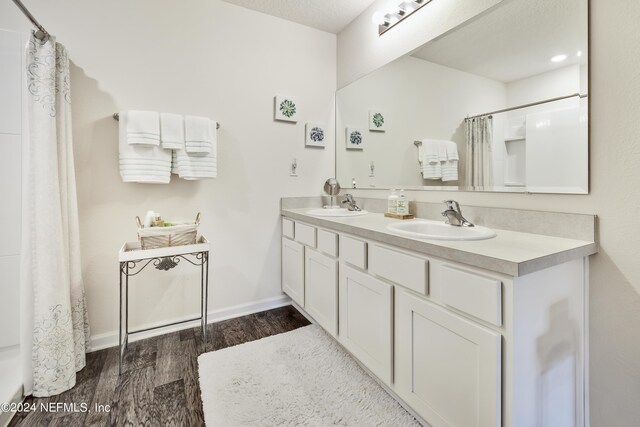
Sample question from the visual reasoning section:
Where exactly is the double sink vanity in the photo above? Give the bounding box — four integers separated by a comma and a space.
281, 196, 597, 427
282, 0, 592, 424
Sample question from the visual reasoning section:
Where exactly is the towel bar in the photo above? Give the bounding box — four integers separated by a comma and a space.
113, 112, 220, 129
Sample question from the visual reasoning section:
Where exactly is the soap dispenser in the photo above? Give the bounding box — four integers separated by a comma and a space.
397, 190, 409, 215
387, 189, 399, 214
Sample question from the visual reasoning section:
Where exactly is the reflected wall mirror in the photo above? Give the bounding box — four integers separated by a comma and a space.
336, 0, 588, 194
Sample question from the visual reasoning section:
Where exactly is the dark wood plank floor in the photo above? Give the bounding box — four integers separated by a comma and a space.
8, 305, 310, 427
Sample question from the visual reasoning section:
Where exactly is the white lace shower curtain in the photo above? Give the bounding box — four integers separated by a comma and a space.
465, 116, 494, 188
22, 33, 90, 397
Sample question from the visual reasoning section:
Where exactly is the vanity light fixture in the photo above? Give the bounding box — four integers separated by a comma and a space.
374, 0, 433, 36
551, 54, 568, 62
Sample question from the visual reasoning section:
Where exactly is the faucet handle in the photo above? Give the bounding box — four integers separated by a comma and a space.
442, 200, 460, 211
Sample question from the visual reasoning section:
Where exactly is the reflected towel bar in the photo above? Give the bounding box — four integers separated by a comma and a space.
113, 113, 220, 129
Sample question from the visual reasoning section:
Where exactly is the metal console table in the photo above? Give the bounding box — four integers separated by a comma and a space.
118, 236, 210, 375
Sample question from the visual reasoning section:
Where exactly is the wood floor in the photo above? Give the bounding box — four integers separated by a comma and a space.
8, 305, 310, 427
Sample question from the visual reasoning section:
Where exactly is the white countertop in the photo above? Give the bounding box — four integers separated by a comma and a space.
282, 209, 597, 277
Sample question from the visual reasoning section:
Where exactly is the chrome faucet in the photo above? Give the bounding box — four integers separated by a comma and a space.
342, 194, 362, 211
442, 200, 474, 227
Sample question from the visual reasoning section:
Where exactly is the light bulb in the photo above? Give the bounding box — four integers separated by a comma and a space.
551, 54, 567, 63
400, 1, 416, 13
371, 11, 386, 25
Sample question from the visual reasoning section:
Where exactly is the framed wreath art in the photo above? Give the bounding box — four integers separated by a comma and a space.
369, 110, 386, 131
305, 123, 326, 148
274, 95, 298, 122
346, 127, 364, 150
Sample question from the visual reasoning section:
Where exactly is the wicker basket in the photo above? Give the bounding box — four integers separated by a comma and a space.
136, 213, 200, 250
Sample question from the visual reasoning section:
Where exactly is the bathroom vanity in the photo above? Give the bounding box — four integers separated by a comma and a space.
281, 198, 597, 427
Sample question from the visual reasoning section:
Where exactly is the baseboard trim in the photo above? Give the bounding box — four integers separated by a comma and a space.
89, 294, 292, 352
0, 385, 23, 427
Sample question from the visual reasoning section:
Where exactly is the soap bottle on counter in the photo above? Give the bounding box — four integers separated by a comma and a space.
397, 190, 409, 215
387, 189, 399, 214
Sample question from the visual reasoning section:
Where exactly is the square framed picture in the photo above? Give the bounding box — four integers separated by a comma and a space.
346, 127, 364, 150
274, 95, 298, 122
305, 123, 326, 148
369, 110, 386, 131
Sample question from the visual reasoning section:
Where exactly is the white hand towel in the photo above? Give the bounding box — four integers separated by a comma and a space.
184, 115, 215, 155
121, 110, 160, 146
422, 163, 442, 179
441, 161, 458, 182
119, 116, 171, 184
421, 139, 443, 179
172, 128, 217, 180
421, 139, 441, 165
160, 113, 185, 150
441, 141, 459, 182
437, 140, 449, 162
444, 141, 459, 161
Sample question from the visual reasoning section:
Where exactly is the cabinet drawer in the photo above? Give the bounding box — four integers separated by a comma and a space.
294, 222, 316, 248
339, 235, 367, 270
282, 218, 294, 239
438, 264, 502, 326
317, 229, 338, 258
369, 245, 428, 295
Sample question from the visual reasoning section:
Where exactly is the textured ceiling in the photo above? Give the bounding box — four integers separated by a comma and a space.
411, 0, 588, 82
220, 0, 377, 34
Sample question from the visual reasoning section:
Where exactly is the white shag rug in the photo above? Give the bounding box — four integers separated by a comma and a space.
198, 325, 420, 426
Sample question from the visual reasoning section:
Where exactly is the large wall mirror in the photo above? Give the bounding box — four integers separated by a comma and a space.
336, 0, 588, 194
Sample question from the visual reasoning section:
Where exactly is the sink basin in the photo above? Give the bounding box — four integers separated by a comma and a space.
306, 208, 369, 217
387, 219, 496, 241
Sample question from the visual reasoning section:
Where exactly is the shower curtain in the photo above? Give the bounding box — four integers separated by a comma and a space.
22, 33, 90, 397
465, 116, 494, 187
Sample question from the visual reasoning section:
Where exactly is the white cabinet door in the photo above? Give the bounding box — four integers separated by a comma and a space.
305, 249, 338, 336
395, 289, 501, 427
282, 237, 305, 307
339, 263, 393, 385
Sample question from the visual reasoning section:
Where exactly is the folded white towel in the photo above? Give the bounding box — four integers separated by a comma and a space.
442, 160, 458, 181
121, 110, 160, 146
171, 129, 217, 180
422, 162, 442, 179
420, 139, 459, 180
184, 115, 215, 155
160, 113, 185, 150
441, 141, 459, 181
444, 141, 459, 161
421, 139, 444, 179
119, 116, 171, 184
421, 139, 441, 165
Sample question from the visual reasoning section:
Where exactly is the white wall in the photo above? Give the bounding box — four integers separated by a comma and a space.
338, 0, 640, 425
336, 55, 506, 188
0, 28, 24, 412
0, 0, 336, 342
506, 64, 582, 106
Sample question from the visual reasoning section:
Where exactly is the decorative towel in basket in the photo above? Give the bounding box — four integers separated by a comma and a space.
136, 213, 200, 249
